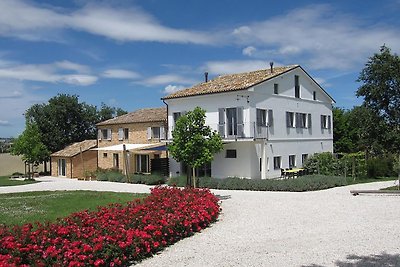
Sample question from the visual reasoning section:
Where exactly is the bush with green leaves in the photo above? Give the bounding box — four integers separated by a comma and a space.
96, 169, 125, 182
130, 174, 166, 185
366, 156, 396, 178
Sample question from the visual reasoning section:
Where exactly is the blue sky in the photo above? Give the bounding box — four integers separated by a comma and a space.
1, 0, 400, 137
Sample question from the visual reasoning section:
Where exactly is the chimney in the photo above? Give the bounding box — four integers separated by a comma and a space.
204, 72, 209, 82
270, 62, 274, 73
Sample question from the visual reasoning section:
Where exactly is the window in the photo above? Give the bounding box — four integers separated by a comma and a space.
321, 115, 331, 129
218, 107, 244, 138
58, 159, 66, 176
136, 154, 149, 173
273, 156, 281, 170
294, 113, 312, 128
118, 128, 129, 140
286, 112, 295, 128
113, 153, 119, 169
103, 153, 107, 158
226, 149, 237, 158
99, 129, 111, 140
302, 154, 308, 165
147, 126, 165, 140
289, 155, 296, 168
256, 109, 267, 126
274, 83, 279, 94
313, 91, 316, 100
295, 75, 300, 98
173, 112, 181, 128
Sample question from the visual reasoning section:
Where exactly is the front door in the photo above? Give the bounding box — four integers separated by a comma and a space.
135, 154, 149, 173
58, 159, 66, 177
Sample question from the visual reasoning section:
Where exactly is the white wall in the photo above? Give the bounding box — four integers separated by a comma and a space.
165, 66, 334, 179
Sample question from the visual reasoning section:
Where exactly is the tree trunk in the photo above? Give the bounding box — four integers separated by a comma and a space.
192, 167, 196, 188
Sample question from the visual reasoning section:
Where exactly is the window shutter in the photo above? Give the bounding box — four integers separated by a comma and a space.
107, 129, 112, 140
98, 129, 102, 140
218, 108, 225, 137
295, 113, 300, 128
147, 127, 152, 140
328, 115, 331, 129
268, 110, 273, 127
256, 109, 262, 126
286, 112, 290, 127
307, 114, 312, 128
160, 126, 165, 140
118, 128, 123, 141
321, 115, 324, 129
237, 107, 244, 137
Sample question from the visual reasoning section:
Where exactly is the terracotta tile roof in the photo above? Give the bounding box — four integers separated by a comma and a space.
96, 107, 167, 126
163, 65, 299, 99
51, 140, 97, 158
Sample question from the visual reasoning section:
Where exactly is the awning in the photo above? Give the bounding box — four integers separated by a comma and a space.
93, 143, 164, 152
142, 145, 167, 151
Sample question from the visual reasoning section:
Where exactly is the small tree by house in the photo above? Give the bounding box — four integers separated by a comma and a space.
168, 107, 223, 187
11, 123, 49, 179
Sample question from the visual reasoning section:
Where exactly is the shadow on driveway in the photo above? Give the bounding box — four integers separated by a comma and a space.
303, 252, 400, 267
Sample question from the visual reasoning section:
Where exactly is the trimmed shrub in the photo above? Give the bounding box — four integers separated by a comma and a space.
96, 169, 125, 182
130, 174, 166, 185
167, 176, 187, 187
366, 157, 396, 178
195, 175, 349, 192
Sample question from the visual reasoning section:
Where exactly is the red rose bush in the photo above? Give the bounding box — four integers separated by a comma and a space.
0, 186, 220, 266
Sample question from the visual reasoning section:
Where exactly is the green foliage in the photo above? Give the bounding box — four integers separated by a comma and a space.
167, 176, 188, 187
0, 175, 39, 187
366, 157, 396, 178
11, 123, 50, 166
130, 174, 166, 185
25, 94, 127, 154
96, 169, 125, 182
168, 107, 223, 186
356, 45, 400, 153
0, 191, 145, 226
194, 175, 349, 192
303, 152, 341, 176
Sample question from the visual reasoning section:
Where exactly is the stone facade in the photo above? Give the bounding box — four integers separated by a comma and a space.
51, 150, 97, 179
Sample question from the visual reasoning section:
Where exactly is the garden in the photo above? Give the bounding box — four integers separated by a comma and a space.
0, 186, 220, 266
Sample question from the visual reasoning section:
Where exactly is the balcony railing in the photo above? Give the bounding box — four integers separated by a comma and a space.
167, 122, 268, 140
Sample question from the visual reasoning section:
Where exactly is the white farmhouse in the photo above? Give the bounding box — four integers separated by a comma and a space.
162, 64, 335, 179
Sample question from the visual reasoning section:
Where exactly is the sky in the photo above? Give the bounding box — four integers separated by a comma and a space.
1, 0, 400, 137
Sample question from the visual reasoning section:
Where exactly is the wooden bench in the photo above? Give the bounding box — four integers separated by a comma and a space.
350, 190, 400, 196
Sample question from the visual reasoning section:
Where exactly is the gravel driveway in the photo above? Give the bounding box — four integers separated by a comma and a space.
1, 177, 399, 266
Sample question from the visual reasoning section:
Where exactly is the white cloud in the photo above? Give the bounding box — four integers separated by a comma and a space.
0, 120, 11, 126
143, 74, 197, 86
233, 4, 400, 70
0, 0, 216, 44
242, 46, 257, 56
164, 84, 185, 94
205, 60, 273, 75
0, 90, 23, 99
102, 69, 140, 80
0, 61, 97, 86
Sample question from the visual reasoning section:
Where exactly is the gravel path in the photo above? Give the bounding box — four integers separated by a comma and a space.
1, 177, 399, 266
137, 180, 400, 267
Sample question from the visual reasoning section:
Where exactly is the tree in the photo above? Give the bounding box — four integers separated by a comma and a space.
168, 107, 223, 187
11, 123, 49, 178
333, 107, 355, 153
356, 45, 400, 185
25, 94, 99, 154
98, 102, 128, 122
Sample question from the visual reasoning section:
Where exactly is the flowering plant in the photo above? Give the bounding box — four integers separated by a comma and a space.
0, 186, 220, 266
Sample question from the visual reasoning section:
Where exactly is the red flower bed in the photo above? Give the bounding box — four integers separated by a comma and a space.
0, 186, 220, 266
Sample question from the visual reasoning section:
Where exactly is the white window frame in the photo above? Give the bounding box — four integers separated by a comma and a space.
286, 112, 295, 128
273, 156, 281, 170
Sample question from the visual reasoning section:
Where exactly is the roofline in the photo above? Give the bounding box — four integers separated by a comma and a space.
161, 65, 299, 100
96, 119, 167, 127
297, 66, 336, 103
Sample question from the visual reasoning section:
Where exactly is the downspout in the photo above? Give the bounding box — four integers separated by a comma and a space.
162, 98, 169, 158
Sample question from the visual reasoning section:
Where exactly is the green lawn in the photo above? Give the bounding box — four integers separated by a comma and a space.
0, 191, 147, 226
0, 175, 39, 187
